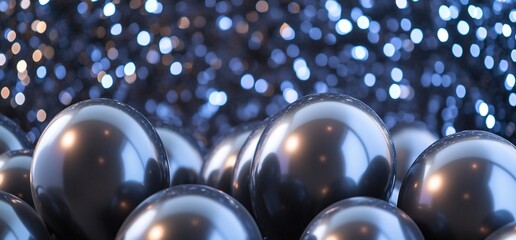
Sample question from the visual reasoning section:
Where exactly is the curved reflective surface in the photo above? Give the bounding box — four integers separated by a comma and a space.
202, 125, 255, 194
0, 149, 34, 208
0, 190, 50, 240
398, 130, 516, 240
155, 125, 204, 186
391, 125, 438, 182
390, 125, 438, 204
250, 93, 396, 239
301, 197, 423, 240
231, 122, 266, 215
0, 114, 31, 154
31, 98, 169, 240
486, 222, 516, 240
116, 184, 262, 240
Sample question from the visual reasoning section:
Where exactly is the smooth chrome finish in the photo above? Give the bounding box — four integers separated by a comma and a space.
0, 190, 50, 239
202, 125, 255, 194
31, 98, 169, 240
398, 130, 516, 240
250, 93, 396, 239
154, 124, 204, 186
389, 125, 438, 204
116, 184, 262, 240
0, 114, 31, 154
231, 122, 266, 215
0, 149, 34, 208
301, 197, 423, 240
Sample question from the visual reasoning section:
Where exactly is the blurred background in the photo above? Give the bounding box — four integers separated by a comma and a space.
0, 0, 514, 147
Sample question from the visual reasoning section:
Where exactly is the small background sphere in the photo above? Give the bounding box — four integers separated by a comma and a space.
398, 130, 516, 240
0, 114, 31, 154
153, 122, 205, 186
231, 122, 267, 215
202, 124, 257, 194
0, 149, 34, 207
0, 190, 50, 240
389, 124, 438, 204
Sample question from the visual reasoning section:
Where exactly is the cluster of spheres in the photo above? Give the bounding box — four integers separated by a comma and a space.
0, 92, 514, 240
1, 0, 515, 239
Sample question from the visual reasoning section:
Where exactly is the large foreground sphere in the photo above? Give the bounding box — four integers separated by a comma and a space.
398, 130, 516, 240
31, 98, 169, 240
154, 123, 204, 186
301, 197, 423, 240
0, 114, 31, 154
0, 149, 34, 207
250, 93, 396, 239
0, 190, 50, 239
116, 184, 262, 240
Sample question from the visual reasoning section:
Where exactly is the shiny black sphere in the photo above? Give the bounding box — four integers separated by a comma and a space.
391, 125, 438, 183
250, 93, 396, 239
398, 130, 516, 240
154, 124, 204, 186
116, 184, 262, 240
301, 197, 423, 240
31, 98, 169, 240
0, 190, 50, 239
0, 114, 30, 154
0, 149, 34, 207
202, 125, 256, 194
231, 122, 267, 215
389, 125, 438, 204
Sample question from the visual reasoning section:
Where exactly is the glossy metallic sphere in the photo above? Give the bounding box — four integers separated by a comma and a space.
0, 149, 34, 208
202, 125, 256, 194
250, 93, 396, 239
154, 124, 204, 186
31, 98, 169, 240
391, 125, 438, 183
0, 190, 50, 239
301, 197, 424, 240
0, 114, 31, 154
116, 184, 262, 240
486, 222, 516, 240
231, 122, 266, 215
398, 130, 516, 240
389, 125, 438, 204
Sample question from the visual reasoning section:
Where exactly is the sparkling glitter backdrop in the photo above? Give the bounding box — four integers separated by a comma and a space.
0, 0, 514, 146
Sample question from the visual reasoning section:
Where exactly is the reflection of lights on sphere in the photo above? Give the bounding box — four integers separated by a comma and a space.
231, 122, 267, 214
116, 185, 262, 240
389, 125, 438, 205
0, 149, 34, 208
251, 93, 395, 239
0, 115, 31, 154
398, 130, 516, 239
31, 98, 169, 239
202, 124, 257, 194
391, 126, 438, 183
0, 191, 50, 239
301, 197, 423, 240
153, 123, 204, 186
